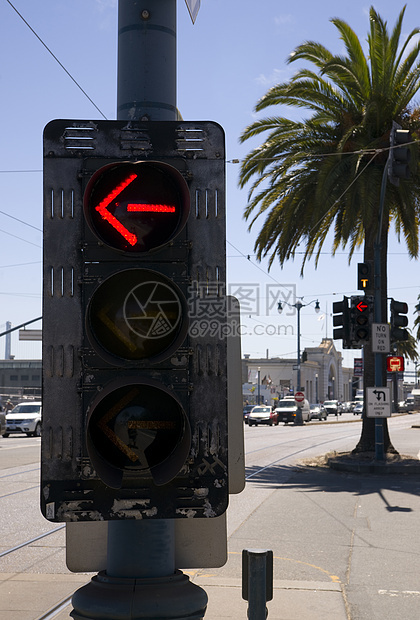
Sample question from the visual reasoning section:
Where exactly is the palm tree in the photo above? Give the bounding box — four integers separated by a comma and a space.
393, 333, 418, 361
414, 294, 420, 340
239, 6, 420, 453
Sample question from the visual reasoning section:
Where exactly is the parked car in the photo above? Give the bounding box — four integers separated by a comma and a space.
248, 406, 279, 426
323, 400, 342, 416
405, 396, 415, 412
3, 401, 42, 437
274, 397, 310, 424
353, 402, 364, 415
0, 409, 5, 436
243, 405, 255, 424
310, 403, 327, 421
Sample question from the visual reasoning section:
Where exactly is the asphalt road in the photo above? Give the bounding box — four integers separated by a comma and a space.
0, 414, 419, 619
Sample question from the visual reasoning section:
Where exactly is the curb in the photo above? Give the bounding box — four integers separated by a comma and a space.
328, 455, 420, 474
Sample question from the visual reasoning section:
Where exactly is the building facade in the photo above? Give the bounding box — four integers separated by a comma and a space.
242, 338, 356, 405
0, 359, 42, 398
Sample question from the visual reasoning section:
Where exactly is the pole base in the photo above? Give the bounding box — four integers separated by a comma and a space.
70, 570, 208, 620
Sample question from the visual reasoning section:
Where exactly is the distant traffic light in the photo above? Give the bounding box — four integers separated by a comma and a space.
332, 296, 351, 348
390, 299, 409, 342
357, 262, 372, 290
42, 119, 229, 522
350, 295, 373, 347
388, 123, 411, 186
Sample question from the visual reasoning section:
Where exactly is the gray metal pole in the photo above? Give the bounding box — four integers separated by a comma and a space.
257, 368, 261, 405
117, 0, 177, 121
373, 154, 390, 461
108, 0, 179, 598
296, 302, 301, 391
295, 302, 303, 424
71, 2, 208, 618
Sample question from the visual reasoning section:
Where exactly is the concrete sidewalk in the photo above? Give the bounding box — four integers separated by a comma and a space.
8, 573, 346, 620
192, 575, 347, 620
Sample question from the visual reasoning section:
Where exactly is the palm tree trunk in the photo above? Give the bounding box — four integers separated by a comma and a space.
352, 216, 397, 454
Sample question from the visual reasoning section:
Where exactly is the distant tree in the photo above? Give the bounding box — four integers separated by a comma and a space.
239, 6, 420, 453
393, 333, 418, 362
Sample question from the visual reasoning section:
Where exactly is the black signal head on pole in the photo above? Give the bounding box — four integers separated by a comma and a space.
42, 119, 229, 522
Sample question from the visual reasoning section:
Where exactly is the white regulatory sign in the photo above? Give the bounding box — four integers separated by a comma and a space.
366, 387, 391, 417
372, 323, 390, 353
185, 0, 201, 23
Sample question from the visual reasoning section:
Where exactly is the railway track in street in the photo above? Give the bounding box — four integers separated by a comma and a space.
1, 414, 419, 619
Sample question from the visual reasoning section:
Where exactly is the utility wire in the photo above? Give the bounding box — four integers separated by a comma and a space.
228, 137, 420, 164
5, 0, 108, 120
227, 240, 291, 289
0, 261, 41, 269
0, 169, 42, 173
0, 208, 42, 232
0, 227, 41, 249
306, 150, 380, 237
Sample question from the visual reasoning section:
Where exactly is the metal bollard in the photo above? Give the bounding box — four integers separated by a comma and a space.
242, 549, 273, 619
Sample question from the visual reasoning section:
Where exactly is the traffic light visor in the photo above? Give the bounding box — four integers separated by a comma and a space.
84, 161, 190, 253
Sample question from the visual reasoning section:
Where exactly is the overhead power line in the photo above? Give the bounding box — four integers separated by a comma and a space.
0, 208, 42, 232
5, 0, 108, 120
0, 227, 41, 248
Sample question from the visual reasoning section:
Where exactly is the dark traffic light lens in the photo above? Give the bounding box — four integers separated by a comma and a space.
86, 380, 191, 488
88, 384, 185, 471
84, 161, 190, 253
87, 269, 188, 362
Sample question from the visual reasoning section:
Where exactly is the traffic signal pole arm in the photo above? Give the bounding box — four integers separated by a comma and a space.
0, 316, 42, 338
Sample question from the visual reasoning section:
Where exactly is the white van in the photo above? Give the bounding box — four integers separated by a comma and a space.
275, 397, 310, 424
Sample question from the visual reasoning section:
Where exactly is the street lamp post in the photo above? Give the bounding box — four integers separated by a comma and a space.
278, 298, 320, 393
257, 367, 261, 405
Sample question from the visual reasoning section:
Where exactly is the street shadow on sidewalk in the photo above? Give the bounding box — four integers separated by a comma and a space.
245, 461, 420, 511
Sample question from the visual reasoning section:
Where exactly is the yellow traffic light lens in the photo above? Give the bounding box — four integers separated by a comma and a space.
87, 269, 188, 362
84, 161, 190, 253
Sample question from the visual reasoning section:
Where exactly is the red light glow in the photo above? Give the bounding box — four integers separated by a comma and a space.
95, 174, 138, 246
127, 204, 176, 213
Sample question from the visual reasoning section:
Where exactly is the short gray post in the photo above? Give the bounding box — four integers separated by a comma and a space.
242, 549, 273, 620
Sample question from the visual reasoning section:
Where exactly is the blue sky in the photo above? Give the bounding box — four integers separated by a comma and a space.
0, 0, 419, 377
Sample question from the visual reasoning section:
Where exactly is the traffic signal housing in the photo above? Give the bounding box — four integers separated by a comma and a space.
390, 299, 409, 342
332, 296, 351, 348
42, 120, 228, 522
357, 262, 372, 291
350, 295, 373, 347
388, 124, 412, 186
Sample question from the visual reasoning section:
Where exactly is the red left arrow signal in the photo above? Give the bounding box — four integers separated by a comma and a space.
95, 174, 176, 246
95, 173, 138, 246
356, 301, 368, 312
127, 204, 176, 213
